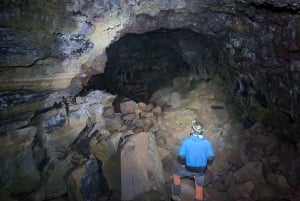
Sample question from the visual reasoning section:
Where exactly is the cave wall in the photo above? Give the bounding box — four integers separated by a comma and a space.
0, 0, 300, 132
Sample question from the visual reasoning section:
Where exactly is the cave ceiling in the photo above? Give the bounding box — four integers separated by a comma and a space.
0, 0, 299, 132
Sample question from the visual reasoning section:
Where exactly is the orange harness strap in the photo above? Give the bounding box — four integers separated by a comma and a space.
195, 184, 203, 200
173, 174, 181, 185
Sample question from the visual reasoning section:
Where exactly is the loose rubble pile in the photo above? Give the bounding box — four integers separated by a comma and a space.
0, 78, 299, 201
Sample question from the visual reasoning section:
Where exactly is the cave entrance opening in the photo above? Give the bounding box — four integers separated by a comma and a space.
85, 28, 221, 104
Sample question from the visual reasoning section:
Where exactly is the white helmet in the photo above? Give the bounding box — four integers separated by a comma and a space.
192, 120, 204, 134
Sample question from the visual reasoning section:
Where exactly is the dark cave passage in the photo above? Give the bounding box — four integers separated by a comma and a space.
85, 28, 222, 103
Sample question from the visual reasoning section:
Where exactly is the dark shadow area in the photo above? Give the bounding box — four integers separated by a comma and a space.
85, 28, 221, 103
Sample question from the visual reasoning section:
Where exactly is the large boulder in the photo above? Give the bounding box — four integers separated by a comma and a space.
0, 127, 40, 199
251, 184, 280, 201
90, 131, 123, 190
18, 104, 89, 200
120, 100, 137, 115
67, 158, 110, 201
121, 132, 165, 200
233, 162, 265, 184
228, 181, 254, 200
34, 155, 74, 200
33, 104, 88, 160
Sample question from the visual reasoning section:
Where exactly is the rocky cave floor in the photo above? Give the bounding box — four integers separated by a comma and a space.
67, 75, 300, 201
2, 76, 300, 201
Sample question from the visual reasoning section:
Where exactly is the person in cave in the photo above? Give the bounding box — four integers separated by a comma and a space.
172, 120, 214, 201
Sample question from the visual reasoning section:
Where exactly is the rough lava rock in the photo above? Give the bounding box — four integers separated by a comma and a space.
0, 0, 299, 133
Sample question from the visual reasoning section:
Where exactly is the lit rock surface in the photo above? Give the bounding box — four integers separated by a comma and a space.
0, 0, 299, 132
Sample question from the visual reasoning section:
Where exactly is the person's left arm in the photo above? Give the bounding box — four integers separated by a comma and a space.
177, 141, 187, 166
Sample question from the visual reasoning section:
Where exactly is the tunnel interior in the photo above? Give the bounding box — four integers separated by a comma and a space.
86, 28, 222, 103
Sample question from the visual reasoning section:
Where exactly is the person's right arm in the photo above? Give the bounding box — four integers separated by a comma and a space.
207, 156, 214, 166
206, 141, 215, 166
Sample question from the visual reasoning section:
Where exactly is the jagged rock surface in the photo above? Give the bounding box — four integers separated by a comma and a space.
0, 0, 299, 133
0, 82, 299, 201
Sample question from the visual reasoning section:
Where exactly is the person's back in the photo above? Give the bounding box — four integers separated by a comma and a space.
172, 121, 214, 201
181, 135, 213, 169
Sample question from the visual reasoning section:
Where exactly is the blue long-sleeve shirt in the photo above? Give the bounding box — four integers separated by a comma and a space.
178, 134, 214, 167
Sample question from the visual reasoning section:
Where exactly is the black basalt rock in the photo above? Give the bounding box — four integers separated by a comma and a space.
81, 158, 110, 201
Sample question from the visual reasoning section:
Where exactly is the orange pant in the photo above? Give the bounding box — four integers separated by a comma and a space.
173, 174, 203, 201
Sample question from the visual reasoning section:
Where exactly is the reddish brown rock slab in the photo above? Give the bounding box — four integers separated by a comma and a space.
265, 172, 291, 189
251, 184, 281, 201
204, 187, 226, 201
228, 181, 254, 200
121, 132, 165, 200
233, 162, 265, 184
120, 100, 137, 115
